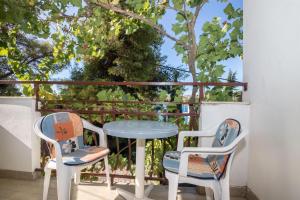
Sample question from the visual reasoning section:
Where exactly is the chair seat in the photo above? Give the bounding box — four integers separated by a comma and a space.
51, 146, 110, 166
163, 151, 216, 180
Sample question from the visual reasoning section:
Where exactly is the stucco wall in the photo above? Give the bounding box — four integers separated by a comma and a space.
0, 97, 40, 173
200, 102, 250, 187
244, 0, 300, 199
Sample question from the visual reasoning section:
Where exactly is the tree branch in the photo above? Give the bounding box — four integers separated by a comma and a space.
192, 0, 208, 57
91, 1, 189, 49
191, 0, 207, 28
164, 5, 188, 20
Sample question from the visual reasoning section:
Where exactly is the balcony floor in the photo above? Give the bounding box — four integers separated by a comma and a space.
0, 178, 246, 200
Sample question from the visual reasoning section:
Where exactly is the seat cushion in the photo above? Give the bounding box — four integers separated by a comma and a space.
163, 151, 216, 179
60, 146, 109, 166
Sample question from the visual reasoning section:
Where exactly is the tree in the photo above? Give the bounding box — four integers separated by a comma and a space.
1, 0, 243, 128
44, 0, 187, 100
80, 0, 243, 130
74, 27, 171, 82
0, 0, 73, 85
66, 26, 183, 101
0, 31, 67, 79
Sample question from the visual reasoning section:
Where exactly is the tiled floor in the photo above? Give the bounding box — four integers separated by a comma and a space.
0, 178, 246, 200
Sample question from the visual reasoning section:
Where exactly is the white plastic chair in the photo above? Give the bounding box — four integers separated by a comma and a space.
163, 119, 248, 200
34, 112, 111, 200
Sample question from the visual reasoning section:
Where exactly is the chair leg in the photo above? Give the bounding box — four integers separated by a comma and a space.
74, 168, 81, 185
166, 172, 179, 200
211, 182, 221, 200
56, 167, 72, 200
43, 167, 51, 200
104, 156, 111, 189
221, 178, 230, 200
205, 187, 214, 200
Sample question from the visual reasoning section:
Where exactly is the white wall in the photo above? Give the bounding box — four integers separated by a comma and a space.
244, 0, 300, 199
201, 102, 250, 186
0, 97, 40, 173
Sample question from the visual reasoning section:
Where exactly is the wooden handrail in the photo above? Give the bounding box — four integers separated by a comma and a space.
0, 80, 247, 90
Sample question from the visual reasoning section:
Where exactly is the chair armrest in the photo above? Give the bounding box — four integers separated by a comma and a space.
33, 118, 63, 165
178, 129, 248, 177
178, 146, 233, 177
82, 119, 107, 147
177, 127, 217, 151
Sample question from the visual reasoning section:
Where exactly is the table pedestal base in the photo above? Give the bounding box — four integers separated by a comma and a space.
116, 184, 154, 200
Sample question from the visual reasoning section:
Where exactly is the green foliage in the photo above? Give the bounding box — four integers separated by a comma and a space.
0, 0, 75, 95
205, 70, 242, 101
0, 83, 21, 96
196, 3, 243, 82
145, 140, 170, 176
108, 153, 128, 171
0, 0, 50, 37
74, 28, 172, 82
96, 88, 137, 101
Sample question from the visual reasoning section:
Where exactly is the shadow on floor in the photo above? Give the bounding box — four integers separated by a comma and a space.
0, 178, 246, 200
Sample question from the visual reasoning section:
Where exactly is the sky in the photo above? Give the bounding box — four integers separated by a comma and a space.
52, 0, 243, 82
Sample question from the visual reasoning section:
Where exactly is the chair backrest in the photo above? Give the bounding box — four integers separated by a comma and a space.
40, 112, 84, 157
41, 112, 83, 141
207, 118, 241, 179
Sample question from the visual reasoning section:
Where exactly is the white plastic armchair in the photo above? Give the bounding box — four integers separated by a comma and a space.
34, 114, 111, 200
164, 120, 248, 200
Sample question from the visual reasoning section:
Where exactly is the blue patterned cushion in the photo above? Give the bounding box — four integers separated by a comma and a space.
163, 151, 215, 179
207, 119, 241, 179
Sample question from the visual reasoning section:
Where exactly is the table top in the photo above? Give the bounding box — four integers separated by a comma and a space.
103, 120, 178, 139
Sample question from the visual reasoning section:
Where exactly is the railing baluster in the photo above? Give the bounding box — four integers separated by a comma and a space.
112, 103, 120, 171
34, 83, 40, 111
127, 139, 132, 173
162, 138, 166, 179
100, 107, 104, 124
150, 139, 154, 178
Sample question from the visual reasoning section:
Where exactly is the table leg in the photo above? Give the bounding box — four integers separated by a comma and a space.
116, 138, 153, 200
135, 139, 145, 198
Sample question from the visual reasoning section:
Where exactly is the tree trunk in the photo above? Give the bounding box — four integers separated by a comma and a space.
187, 15, 200, 131
188, 59, 199, 131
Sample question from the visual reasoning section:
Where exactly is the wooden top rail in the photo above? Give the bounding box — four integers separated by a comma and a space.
0, 80, 247, 90
41, 108, 199, 117
40, 99, 200, 105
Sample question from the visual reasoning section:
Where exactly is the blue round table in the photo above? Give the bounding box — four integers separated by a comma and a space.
103, 120, 178, 200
